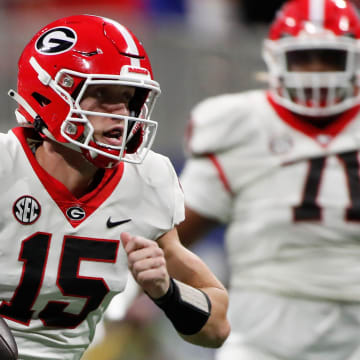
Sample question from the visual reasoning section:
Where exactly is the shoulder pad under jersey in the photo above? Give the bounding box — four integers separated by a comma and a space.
0, 131, 18, 176
138, 150, 184, 227
185, 90, 266, 155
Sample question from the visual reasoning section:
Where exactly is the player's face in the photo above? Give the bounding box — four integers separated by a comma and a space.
286, 49, 346, 72
285, 49, 349, 109
80, 85, 136, 147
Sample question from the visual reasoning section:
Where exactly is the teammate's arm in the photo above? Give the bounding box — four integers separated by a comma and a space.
121, 229, 230, 348
177, 206, 219, 247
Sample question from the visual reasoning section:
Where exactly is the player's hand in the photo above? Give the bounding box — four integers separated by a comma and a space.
121, 232, 170, 299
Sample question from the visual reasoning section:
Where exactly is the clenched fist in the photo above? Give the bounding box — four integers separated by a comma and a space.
121, 232, 170, 299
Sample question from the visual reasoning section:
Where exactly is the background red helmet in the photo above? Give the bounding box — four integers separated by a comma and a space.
11, 14, 161, 167
263, 0, 360, 117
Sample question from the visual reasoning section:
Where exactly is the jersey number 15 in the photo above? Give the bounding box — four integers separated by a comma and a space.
0, 232, 119, 328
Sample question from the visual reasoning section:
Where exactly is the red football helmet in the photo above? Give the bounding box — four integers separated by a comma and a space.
10, 14, 161, 167
263, 0, 360, 117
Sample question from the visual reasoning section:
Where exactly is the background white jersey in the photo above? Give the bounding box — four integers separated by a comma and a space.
0, 127, 184, 360
180, 89, 360, 360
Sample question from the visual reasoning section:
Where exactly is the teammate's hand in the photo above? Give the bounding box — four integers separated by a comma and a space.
121, 232, 170, 299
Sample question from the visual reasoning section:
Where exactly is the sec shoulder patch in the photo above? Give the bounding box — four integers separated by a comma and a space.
13, 195, 41, 225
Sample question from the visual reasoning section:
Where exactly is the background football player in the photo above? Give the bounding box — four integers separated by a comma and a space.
178, 0, 360, 359
0, 14, 230, 360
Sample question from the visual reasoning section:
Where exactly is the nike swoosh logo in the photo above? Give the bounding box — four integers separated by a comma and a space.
106, 217, 132, 228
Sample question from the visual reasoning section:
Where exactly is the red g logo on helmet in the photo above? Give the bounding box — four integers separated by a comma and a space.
35, 27, 77, 55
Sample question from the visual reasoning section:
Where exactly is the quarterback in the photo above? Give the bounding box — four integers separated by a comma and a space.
179, 0, 360, 359
0, 14, 230, 360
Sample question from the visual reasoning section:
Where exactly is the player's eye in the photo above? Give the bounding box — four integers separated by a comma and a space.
84, 86, 135, 105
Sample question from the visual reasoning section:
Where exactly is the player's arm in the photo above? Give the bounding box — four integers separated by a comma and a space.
121, 229, 230, 348
177, 206, 219, 247
158, 228, 230, 347
179, 153, 231, 249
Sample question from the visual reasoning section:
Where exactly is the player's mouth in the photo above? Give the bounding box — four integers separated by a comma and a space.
101, 126, 124, 147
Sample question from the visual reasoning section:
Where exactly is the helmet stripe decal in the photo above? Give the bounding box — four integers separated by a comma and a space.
309, 0, 325, 26
112, 22, 140, 67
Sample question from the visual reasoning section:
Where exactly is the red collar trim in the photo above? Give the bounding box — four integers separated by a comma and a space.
13, 127, 124, 228
266, 92, 360, 146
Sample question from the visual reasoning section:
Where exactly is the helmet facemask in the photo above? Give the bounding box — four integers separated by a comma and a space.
60, 70, 160, 166
12, 58, 161, 168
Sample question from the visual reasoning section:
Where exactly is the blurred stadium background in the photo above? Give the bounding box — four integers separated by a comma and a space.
0, 0, 283, 167
0, 0, 326, 359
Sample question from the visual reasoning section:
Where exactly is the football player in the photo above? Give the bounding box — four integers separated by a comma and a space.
0, 14, 230, 360
178, 0, 360, 359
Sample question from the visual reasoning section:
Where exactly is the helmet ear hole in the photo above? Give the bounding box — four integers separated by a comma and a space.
32, 92, 51, 107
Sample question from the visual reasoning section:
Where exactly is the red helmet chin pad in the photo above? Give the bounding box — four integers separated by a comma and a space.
81, 146, 122, 168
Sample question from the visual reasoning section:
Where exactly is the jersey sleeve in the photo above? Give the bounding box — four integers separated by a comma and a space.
180, 91, 263, 222
164, 156, 185, 228
139, 152, 185, 240
185, 91, 260, 155
180, 156, 232, 223
0, 131, 17, 175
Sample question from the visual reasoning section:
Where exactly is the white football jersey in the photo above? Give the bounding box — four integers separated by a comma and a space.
180, 90, 360, 360
182, 89, 360, 301
181, 90, 360, 359
0, 127, 184, 360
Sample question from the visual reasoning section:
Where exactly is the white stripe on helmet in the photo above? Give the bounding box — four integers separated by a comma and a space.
111, 22, 141, 67
309, 0, 325, 26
